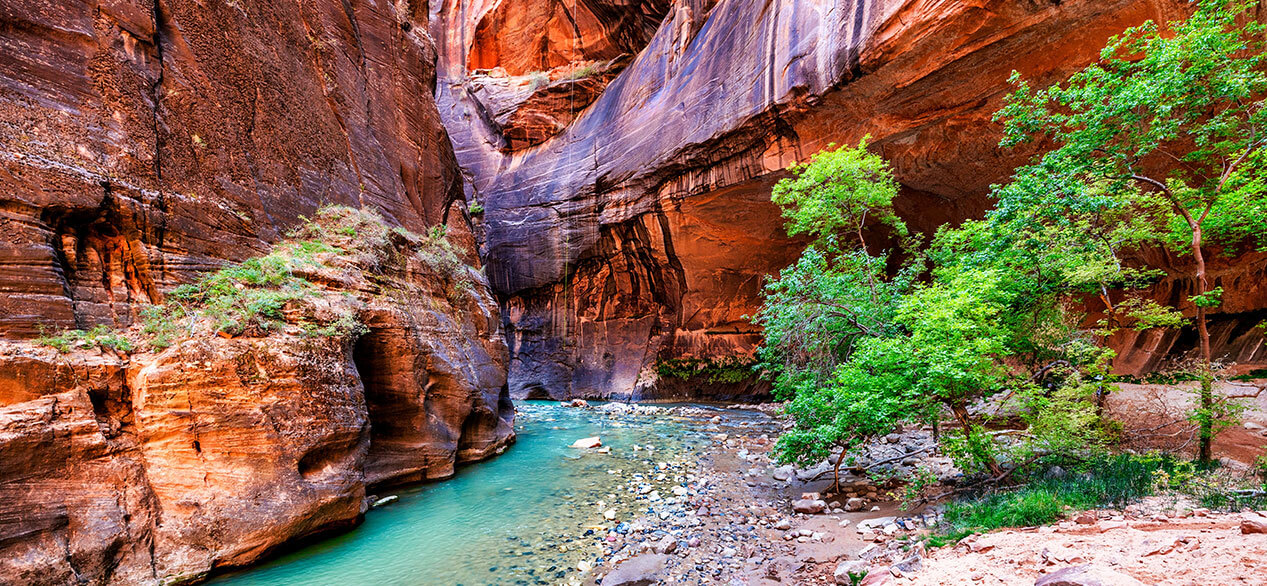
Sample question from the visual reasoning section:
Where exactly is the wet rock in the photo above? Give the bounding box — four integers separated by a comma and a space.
572, 437, 603, 449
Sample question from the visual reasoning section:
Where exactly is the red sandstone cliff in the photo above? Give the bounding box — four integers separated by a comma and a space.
0, 1, 513, 584
1, 0, 463, 336
432, 0, 1263, 400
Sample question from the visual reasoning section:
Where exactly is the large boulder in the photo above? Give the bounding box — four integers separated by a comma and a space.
0, 210, 514, 584
601, 553, 671, 586
1242, 512, 1267, 534
792, 498, 827, 514
1035, 565, 1149, 586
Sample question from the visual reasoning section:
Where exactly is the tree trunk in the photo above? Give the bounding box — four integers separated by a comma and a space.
949, 402, 1004, 477
831, 447, 846, 494
1190, 224, 1215, 465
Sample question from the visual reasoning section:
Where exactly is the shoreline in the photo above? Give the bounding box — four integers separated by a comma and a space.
583, 401, 1267, 586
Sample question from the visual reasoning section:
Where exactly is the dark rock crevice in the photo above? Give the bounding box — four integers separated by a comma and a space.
41, 192, 161, 330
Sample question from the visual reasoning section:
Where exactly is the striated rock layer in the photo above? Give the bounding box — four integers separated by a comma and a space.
432, 0, 1264, 400
0, 211, 515, 585
0, 1, 515, 584
0, 0, 463, 337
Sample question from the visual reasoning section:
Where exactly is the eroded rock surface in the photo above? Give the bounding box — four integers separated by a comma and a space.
1, 0, 464, 337
0, 1, 514, 584
0, 212, 514, 585
434, 0, 1224, 400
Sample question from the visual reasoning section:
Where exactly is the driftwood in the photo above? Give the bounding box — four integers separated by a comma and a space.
912, 454, 1044, 508
809, 445, 938, 491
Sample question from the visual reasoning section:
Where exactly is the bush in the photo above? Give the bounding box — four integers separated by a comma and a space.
655, 357, 756, 384
562, 63, 600, 81
36, 325, 134, 353
930, 453, 1267, 545
526, 71, 549, 91
165, 245, 320, 336
929, 455, 1172, 545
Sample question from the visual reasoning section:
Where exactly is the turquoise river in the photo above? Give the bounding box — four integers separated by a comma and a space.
210, 401, 741, 586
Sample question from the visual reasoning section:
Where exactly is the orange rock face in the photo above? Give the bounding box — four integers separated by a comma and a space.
0, 0, 463, 337
433, 0, 1250, 399
464, 0, 670, 75
0, 215, 514, 584
0, 1, 515, 584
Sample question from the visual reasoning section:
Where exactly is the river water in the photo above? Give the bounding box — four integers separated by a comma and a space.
211, 401, 742, 586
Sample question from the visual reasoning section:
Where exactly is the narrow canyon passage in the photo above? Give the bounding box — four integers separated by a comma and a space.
5, 0, 1267, 585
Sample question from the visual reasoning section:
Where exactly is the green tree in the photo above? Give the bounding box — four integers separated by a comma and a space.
995, 0, 1267, 463
757, 140, 924, 481
759, 142, 1110, 482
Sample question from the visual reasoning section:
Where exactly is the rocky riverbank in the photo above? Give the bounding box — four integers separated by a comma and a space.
566, 402, 943, 586
580, 402, 1267, 586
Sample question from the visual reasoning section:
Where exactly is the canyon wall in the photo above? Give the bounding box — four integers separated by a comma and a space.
0, 0, 513, 584
1, 0, 461, 337
433, 0, 1266, 400
0, 225, 516, 584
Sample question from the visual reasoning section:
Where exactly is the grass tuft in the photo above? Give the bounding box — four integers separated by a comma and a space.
928, 453, 1267, 547
36, 325, 134, 353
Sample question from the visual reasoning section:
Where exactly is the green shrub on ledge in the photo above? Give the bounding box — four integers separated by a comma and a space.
655, 357, 758, 384
36, 205, 478, 352
36, 325, 134, 354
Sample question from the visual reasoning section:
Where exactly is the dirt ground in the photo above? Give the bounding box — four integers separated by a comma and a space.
916, 504, 1267, 585
1109, 381, 1267, 466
